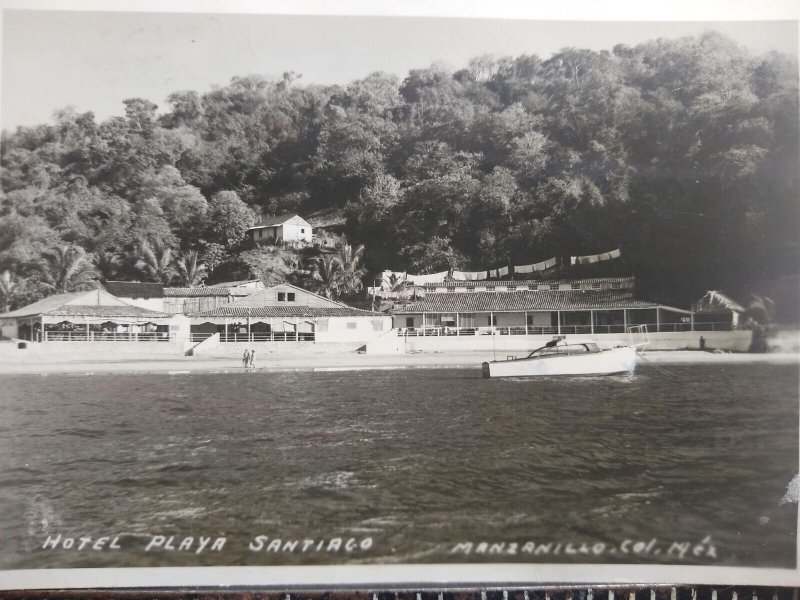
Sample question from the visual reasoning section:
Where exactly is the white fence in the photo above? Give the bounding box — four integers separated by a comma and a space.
396, 322, 734, 337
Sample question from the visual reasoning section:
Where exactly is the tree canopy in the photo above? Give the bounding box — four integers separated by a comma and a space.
1, 32, 797, 316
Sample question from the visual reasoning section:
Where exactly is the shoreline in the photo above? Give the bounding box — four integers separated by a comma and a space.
0, 349, 797, 376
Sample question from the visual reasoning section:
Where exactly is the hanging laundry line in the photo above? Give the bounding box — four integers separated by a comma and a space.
570, 248, 622, 266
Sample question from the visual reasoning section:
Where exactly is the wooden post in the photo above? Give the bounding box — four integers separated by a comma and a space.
456, 312, 459, 336
623, 309, 628, 330
690, 311, 695, 332
656, 307, 661, 333
85, 322, 90, 342
590, 309, 594, 335
557, 311, 561, 335
524, 311, 528, 334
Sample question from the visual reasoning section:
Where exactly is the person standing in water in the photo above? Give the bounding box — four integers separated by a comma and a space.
243, 349, 250, 368
249, 349, 256, 368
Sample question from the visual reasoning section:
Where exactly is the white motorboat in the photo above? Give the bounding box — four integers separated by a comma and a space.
481, 337, 638, 378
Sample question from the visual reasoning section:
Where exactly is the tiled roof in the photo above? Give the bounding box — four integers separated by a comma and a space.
104, 281, 164, 298
2, 292, 93, 318
46, 305, 171, 318
249, 213, 310, 228
392, 290, 662, 313
162, 287, 251, 297
432, 276, 635, 289
219, 285, 351, 309
191, 305, 378, 318
208, 279, 261, 288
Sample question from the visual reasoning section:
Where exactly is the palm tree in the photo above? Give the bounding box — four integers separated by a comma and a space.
387, 272, 411, 304
745, 294, 777, 353
336, 244, 367, 297
93, 250, 121, 283
174, 250, 208, 287
41, 245, 99, 294
309, 253, 342, 299
0, 270, 21, 312
136, 241, 176, 284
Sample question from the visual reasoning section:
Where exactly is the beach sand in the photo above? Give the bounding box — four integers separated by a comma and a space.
0, 345, 797, 375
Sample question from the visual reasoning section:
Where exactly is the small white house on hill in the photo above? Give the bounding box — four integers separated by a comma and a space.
247, 214, 312, 245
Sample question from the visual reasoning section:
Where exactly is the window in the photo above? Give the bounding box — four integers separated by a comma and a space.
316, 319, 329, 332
425, 285, 436, 292
300, 228, 305, 233
592, 282, 601, 289
486, 286, 495, 291
287, 293, 295, 302
571, 283, 580, 290
507, 286, 516, 291
277, 292, 285, 301
488, 315, 497, 326
528, 284, 538, 291
549, 284, 559, 291
406, 317, 415, 327
612, 282, 622, 289
372, 319, 384, 331
346, 321, 357, 330
259, 230, 263, 238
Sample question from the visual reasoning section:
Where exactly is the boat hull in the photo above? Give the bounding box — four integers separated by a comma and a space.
483, 346, 637, 378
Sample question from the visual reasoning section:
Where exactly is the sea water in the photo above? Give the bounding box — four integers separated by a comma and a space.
0, 364, 796, 569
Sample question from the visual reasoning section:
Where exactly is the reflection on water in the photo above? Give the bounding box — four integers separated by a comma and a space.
0, 364, 796, 569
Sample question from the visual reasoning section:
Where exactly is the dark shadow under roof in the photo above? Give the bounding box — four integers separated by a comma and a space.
104, 281, 164, 298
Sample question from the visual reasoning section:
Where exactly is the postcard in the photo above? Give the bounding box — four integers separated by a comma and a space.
0, 0, 798, 590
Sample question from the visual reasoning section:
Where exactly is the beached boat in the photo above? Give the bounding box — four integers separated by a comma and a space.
481, 337, 638, 378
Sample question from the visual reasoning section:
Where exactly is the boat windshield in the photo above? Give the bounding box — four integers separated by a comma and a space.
527, 342, 600, 358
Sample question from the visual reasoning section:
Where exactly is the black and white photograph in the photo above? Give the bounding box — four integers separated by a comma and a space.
0, 0, 798, 589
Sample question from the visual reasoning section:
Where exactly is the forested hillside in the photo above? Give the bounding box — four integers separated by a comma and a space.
1, 32, 797, 312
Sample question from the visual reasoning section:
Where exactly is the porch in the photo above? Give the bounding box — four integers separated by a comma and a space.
395, 308, 736, 336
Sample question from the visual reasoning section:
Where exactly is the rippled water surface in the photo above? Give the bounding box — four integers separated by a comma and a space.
0, 364, 796, 569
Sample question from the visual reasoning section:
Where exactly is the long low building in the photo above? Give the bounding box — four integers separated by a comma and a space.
189, 282, 392, 343
391, 277, 728, 335
0, 289, 187, 342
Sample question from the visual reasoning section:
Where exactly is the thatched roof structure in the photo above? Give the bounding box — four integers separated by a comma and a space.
692, 290, 745, 313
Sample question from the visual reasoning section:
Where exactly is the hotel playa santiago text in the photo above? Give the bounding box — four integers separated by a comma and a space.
39, 533, 719, 560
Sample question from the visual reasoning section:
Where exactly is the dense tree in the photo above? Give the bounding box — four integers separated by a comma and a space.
136, 241, 176, 284
40, 245, 99, 293
205, 190, 256, 249
0, 32, 797, 316
174, 250, 208, 287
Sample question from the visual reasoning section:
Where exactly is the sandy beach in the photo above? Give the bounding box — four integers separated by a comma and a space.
0, 345, 797, 375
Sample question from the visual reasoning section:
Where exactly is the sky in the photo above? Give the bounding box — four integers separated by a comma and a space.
0, 9, 798, 130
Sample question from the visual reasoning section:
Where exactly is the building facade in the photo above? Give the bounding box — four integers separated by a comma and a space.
0, 289, 185, 342
390, 277, 716, 335
246, 214, 312, 245
189, 282, 392, 343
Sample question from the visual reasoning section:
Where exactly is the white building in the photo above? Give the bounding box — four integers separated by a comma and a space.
0, 289, 186, 342
189, 282, 392, 344
246, 214, 312, 245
